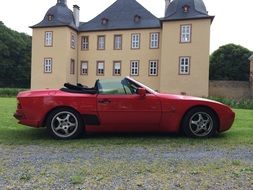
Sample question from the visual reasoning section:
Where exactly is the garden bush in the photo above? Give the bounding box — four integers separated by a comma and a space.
208, 96, 253, 109
0, 88, 27, 97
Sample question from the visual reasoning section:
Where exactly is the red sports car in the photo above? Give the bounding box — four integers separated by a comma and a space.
14, 77, 235, 139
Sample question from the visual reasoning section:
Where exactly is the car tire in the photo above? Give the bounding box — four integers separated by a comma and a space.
181, 107, 218, 138
46, 108, 84, 139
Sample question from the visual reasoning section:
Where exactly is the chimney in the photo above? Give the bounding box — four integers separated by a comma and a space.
73, 5, 80, 27
57, 0, 67, 5
165, 0, 171, 16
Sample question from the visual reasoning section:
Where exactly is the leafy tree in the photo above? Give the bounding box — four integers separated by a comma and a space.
209, 44, 252, 81
0, 21, 31, 88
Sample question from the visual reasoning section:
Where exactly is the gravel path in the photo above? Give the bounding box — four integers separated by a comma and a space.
0, 144, 253, 189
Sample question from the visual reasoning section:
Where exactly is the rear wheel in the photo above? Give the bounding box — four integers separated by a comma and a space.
46, 108, 84, 139
181, 107, 218, 138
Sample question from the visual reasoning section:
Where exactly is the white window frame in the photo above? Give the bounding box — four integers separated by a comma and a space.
98, 36, 105, 50
114, 35, 122, 50
45, 32, 53, 47
71, 33, 76, 49
130, 60, 139, 76
97, 61, 105, 75
82, 36, 89, 50
81, 61, 88, 75
70, 59, 75, 74
131, 34, 140, 49
149, 60, 158, 76
179, 57, 190, 75
44, 58, 52, 73
180, 25, 191, 43
113, 61, 121, 76
150, 33, 159, 48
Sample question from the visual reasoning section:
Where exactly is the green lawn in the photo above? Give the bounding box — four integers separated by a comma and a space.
0, 98, 252, 189
0, 97, 252, 147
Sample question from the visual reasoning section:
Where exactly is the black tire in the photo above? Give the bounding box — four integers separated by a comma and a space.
46, 108, 84, 139
181, 107, 218, 138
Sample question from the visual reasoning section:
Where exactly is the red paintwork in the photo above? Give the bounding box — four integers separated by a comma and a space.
14, 77, 235, 133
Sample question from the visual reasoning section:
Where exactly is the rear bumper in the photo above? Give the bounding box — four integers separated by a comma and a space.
13, 111, 40, 128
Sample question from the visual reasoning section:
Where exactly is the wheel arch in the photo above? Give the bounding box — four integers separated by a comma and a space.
41, 106, 84, 128
180, 105, 220, 132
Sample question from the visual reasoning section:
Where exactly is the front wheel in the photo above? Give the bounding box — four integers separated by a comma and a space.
181, 107, 218, 138
46, 108, 84, 139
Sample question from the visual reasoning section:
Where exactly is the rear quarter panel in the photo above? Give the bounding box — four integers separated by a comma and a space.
17, 90, 97, 127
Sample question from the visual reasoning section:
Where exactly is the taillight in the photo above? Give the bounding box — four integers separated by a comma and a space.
17, 100, 22, 109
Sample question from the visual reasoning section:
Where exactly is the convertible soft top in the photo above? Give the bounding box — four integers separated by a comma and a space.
60, 83, 97, 94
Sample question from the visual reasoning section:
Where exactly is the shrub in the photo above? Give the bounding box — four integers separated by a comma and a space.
0, 88, 27, 97
208, 96, 253, 109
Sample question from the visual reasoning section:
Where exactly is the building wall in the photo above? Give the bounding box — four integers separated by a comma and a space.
160, 19, 211, 97
77, 29, 161, 90
31, 27, 78, 89
209, 81, 251, 99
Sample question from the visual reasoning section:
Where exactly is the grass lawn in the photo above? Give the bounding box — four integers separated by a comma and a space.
0, 97, 252, 147
0, 97, 253, 189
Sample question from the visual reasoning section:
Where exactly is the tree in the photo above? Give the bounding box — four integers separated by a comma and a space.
209, 44, 252, 81
0, 21, 31, 88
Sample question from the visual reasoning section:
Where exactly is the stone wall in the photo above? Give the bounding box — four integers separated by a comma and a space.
209, 80, 252, 99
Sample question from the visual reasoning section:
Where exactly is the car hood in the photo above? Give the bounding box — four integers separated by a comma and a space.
158, 93, 224, 105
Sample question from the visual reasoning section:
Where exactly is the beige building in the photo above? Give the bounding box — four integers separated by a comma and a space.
31, 0, 214, 97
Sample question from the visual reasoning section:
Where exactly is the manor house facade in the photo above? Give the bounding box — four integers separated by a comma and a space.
31, 0, 214, 96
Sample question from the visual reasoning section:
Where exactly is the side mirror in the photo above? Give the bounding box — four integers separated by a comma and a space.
137, 87, 146, 97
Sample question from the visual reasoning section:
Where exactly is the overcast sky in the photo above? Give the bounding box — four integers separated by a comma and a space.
0, 0, 252, 53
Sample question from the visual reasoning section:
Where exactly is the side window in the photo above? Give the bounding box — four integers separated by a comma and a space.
98, 79, 139, 95
71, 32, 76, 49
44, 58, 52, 73
114, 35, 122, 50
97, 35, 105, 50
45, 31, 53, 47
70, 59, 75, 74
81, 61, 88, 75
179, 57, 190, 75
130, 60, 139, 76
97, 61, 105, 76
113, 61, 121, 76
150, 32, 159, 49
131, 33, 140, 49
81, 36, 89, 50
180, 25, 191, 43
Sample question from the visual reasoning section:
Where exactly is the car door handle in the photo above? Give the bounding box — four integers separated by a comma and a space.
98, 99, 111, 104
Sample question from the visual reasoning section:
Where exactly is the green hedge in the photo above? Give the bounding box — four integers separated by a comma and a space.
208, 96, 253, 110
0, 88, 27, 97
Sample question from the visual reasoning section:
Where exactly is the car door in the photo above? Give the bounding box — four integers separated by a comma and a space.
96, 78, 162, 131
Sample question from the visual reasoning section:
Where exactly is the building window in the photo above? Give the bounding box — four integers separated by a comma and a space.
179, 57, 190, 75
81, 36, 89, 50
97, 35, 105, 50
71, 33, 76, 49
131, 34, 140, 49
81, 61, 88, 75
150, 33, 159, 49
114, 35, 122, 50
149, 60, 158, 76
70, 59, 75, 74
113, 61, 121, 76
44, 58, 52, 73
45, 32, 53, 47
180, 25, 191, 43
97, 61, 105, 76
130, 60, 139, 76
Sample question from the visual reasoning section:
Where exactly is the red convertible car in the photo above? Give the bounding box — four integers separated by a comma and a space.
14, 77, 235, 139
